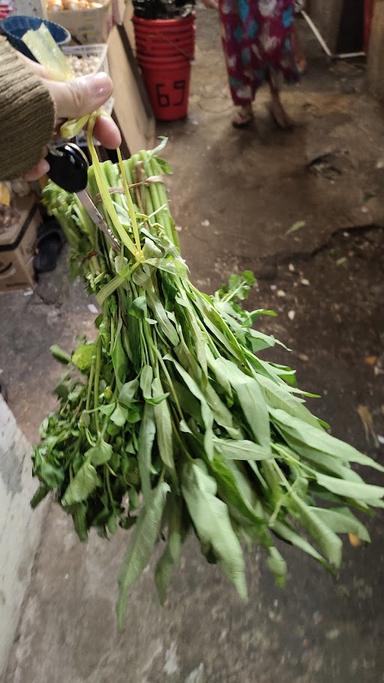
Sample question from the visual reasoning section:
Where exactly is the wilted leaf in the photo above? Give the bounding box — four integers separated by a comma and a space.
182, 461, 247, 599
62, 461, 100, 506
117, 481, 170, 629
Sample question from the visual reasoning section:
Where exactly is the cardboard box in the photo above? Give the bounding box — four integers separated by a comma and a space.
48, 0, 113, 44
0, 197, 40, 293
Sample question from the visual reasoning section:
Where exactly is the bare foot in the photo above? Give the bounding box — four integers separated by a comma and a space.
269, 96, 294, 130
232, 105, 254, 129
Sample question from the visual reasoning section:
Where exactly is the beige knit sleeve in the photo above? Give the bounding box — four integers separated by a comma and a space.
0, 37, 55, 180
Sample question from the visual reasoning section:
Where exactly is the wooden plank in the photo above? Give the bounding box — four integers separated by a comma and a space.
107, 21, 155, 154
308, 0, 344, 53
367, 0, 384, 102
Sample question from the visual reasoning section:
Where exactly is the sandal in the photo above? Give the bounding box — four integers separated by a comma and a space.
33, 219, 65, 274
269, 100, 294, 130
232, 108, 254, 129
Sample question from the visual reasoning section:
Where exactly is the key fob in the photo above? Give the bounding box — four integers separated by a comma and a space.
46, 143, 89, 193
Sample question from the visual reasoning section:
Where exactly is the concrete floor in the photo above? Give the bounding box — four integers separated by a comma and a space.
1, 9, 384, 683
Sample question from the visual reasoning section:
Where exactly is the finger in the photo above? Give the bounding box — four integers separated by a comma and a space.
93, 115, 122, 149
46, 72, 113, 120
24, 158, 50, 181
18, 53, 49, 78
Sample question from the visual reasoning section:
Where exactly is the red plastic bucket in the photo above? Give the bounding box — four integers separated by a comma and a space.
138, 54, 192, 121
133, 14, 194, 32
133, 15, 195, 60
135, 38, 194, 60
133, 15, 195, 120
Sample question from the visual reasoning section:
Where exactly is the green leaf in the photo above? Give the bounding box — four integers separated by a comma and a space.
62, 462, 100, 506
147, 293, 179, 346
117, 481, 170, 629
129, 296, 147, 318
215, 359, 270, 448
271, 408, 384, 471
110, 404, 128, 427
169, 359, 214, 460
210, 456, 263, 526
182, 461, 247, 599
146, 393, 169, 406
310, 507, 370, 542
140, 365, 153, 400
137, 404, 156, 503
30, 484, 49, 508
271, 519, 324, 563
206, 348, 232, 396
214, 437, 272, 462
155, 496, 184, 604
286, 220, 306, 235
119, 378, 139, 406
72, 503, 88, 541
267, 547, 287, 587
153, 377, 175, 473
247, 329, 278, 353
111, 332, 128, 389
85, 440, 113, 466
72, 343, 96, 371
50, 344, 71, 365
35, 460, 65, 489
256, 375, 320, 428
290, 491, 342, 567
99, 402, 116, 417
220, 271, 256, 302
206, 383, 242, 439
315, 473, 384, 503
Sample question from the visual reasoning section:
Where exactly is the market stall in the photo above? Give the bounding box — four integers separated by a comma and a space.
0, 0, 155, 292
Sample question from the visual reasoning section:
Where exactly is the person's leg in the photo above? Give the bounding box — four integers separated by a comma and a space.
219, 1, 255, 128
232, 102, 253, 128
268, 71, 293, 130
291, 24, 307, 74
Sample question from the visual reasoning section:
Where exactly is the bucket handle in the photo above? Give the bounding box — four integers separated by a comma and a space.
145, 31, 195, 63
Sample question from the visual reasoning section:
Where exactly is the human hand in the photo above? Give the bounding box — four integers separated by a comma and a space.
202, 0, 219, 9
24, 68, 121, 181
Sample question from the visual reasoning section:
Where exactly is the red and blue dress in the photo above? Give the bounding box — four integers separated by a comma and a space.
219, 0, 298, 105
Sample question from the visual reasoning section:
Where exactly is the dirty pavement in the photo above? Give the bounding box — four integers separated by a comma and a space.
1, 8, 384, 683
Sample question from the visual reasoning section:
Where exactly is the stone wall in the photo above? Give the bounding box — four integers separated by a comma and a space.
0, 396, 43, 678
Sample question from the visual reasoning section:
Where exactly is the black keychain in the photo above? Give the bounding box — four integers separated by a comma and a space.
46, 143, 119, 250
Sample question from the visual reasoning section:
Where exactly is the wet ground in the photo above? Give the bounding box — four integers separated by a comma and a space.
1, 8, 384, 683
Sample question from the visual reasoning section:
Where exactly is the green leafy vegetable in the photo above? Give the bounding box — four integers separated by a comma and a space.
32, 138, 384, 626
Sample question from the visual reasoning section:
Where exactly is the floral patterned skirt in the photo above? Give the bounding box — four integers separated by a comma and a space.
219, 0, 299, 105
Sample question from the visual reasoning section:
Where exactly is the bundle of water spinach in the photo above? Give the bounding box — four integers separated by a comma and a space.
36, 137, 384, 627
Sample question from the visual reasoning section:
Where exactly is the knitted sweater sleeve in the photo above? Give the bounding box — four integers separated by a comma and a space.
0, 37, 55, 180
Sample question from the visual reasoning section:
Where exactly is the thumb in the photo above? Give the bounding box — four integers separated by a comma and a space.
46, 72, 113, 120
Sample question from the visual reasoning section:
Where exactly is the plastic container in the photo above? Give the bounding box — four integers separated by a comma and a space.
133, 14, 194, 31
138, 53, 191, 121
135, 35, 195, 59
62, 44, 113, 146
133, 13, 195, 58
135, 38, 194, 60
0, 14, 70, 60
133, 14, 195, 119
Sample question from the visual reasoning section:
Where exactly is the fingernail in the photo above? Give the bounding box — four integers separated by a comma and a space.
92, 72, 113, 98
